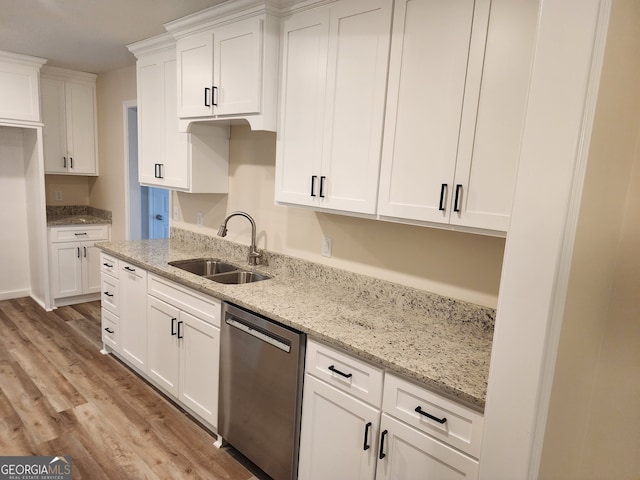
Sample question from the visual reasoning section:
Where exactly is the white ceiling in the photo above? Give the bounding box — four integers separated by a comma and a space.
0, 0, 228, 73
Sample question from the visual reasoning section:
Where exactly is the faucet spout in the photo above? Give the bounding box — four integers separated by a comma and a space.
217, 211, 262, 266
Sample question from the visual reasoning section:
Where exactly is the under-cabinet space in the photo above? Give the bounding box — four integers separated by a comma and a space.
41, 66, 99, 175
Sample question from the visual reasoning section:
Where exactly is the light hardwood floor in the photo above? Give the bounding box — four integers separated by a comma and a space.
0, 297, 265, 479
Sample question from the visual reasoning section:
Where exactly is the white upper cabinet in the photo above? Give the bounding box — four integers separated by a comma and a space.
0, 51, 46, 124
41, 66, 99, 175
275, 0, 393, 215
378, 0, 537, 234
167, 3, 279, 131
128, 34, 229, 193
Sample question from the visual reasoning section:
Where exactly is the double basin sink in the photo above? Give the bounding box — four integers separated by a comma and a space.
168, 258, 270, 284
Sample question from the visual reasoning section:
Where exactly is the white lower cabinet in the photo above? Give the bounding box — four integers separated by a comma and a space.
119, 262, 148, 372
299, 340, 484, 479
147, 273, 221, 429
49, 225, 110, 304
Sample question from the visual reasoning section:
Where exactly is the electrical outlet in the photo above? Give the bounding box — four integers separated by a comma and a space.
322, 236, 332, 257
196, 212, 203, 226
55, 191, 62, 201
173, 207, 179, 221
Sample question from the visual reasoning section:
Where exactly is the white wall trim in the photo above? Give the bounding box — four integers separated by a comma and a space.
479, 0, 611, 478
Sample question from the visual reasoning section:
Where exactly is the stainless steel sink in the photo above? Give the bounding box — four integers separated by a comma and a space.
168, 258, 237, 276
168, 258, 270, 284
205, 271, 270, 284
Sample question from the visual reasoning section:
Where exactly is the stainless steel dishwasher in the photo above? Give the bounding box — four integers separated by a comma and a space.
219, 302, 306, 480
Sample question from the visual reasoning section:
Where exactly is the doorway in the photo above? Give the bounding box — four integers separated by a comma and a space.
124, 101, 169, 241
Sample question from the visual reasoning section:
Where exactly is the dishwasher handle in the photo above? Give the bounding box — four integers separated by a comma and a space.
225, 317, 291, 353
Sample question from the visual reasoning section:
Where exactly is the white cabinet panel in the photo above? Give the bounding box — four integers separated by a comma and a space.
147, 296, 181, 396
119, 262, 148, 372
41, 67, 98, 175
176, 32, 214, 118
275, 0, 392, 214
298, 375, 379, 480
376, 414, 479, 480
0, 51, 45, 123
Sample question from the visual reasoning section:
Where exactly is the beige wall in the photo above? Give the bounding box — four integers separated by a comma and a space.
44, 174, 89, 205
540, 0, 640, 477
90, 65, 136, 241
173, 124, 505, 307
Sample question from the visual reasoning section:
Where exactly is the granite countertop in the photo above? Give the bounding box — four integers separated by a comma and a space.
47, 205, 112, 226
97, 229, 495, 411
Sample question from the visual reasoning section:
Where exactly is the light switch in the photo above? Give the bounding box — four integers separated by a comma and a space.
322, 236, 332, 257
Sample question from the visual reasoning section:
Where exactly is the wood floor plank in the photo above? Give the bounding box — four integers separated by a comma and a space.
0, 298, 262, 479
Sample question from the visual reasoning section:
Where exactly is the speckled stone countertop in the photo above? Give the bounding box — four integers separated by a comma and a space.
47, 206, 112, 226
97, 228, 495, 410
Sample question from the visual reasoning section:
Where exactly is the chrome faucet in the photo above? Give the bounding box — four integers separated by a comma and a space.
217, 211, 263, 266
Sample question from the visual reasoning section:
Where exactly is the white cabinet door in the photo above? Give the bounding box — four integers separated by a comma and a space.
212, 17, 262, 116
81, 243, 102, 294
376, 414, 479, 480
147, 296, 180, 396
50, 243, 83, 298
274, 7, 330, 207
275, 0, 392, 214
119, 263, 148, 372
449, 0, 538, 232
65, 81, 97, 174
177, 32, 215, 118
378, 0, 481, 224
298, 375, 379, 480
179, 310, 220, 428
41, 78, 68, 173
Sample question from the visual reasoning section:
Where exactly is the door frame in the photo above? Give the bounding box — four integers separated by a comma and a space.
123, 99, 141, 241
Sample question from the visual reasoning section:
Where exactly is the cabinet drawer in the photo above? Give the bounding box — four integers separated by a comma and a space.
382, 374, 484, 458
100, 253, 119, 277
101, 307, 119, 351
101, 274, 119, 316
148, 274, 220, 327
306, 339, 383, 408
50, 225, 109, 243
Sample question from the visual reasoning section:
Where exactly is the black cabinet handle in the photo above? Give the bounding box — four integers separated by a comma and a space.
70, 157, 73, 169
204, 87, 210, 107
212, 86, 218, 107
415, 406, 447, 424
124, 266, 135, 272
177, 320, 184, 339
328, 365, 352, 379
76, 247, 80, 258
363, 422, 372, 451
171, 317, 177, 336
102, 262, 113, 268
438, 183, 447, 211
379, 430, 388, 459
83, 246, 87, 258
104, 327, 114, 334
453, 184, 462, 213
63, 156, 67, 168
319, 176, 326, 198
310, 175, 317, 197
154, 163, 164, 179
103, 291, 113, 297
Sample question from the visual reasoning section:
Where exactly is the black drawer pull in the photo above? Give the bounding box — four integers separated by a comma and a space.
204, 87, 210, 107
212, 85, 218, 107
379, 429, 388, 459
310, 175, 317, 197
177, 320, 184, 339
103, 292, 114, 297
415, 406, 447, 424
319, 176, 326, 198
328, 365, 352, 379
171, 317, 177, 336
74, 232, 88, 236
453, 184, 462, 212
103, 262, 113, 268
104, 327, 114, 334
363, 422, 372, 451
438, 183, 447, 211
124, 266, 135, 272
